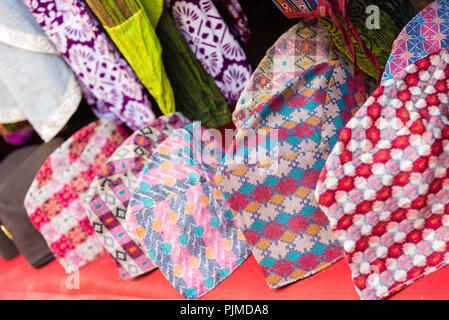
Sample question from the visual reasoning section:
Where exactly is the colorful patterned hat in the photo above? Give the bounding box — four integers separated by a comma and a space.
215, 59, 365, 289
232, 20, 343, 129
126, 123, 251, 299
382, 0, 449, 83
83, 113, 190, 279
24, 120, 130, 273
316, 49, 449, 300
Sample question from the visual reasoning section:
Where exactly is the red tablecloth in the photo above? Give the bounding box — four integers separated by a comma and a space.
1, 252, 449, 300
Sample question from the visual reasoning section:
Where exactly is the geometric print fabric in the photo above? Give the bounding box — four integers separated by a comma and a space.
126, 124, 251, 298
24, 120, 130, 273
216, 60, 365, 289
316, 49, 449, 299
382, 0, 449, 83
83, 113, 190, 278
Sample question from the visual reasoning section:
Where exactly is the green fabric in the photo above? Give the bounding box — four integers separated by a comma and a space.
156, 10, 231, 128
318, 0, 417, 79
140, 0, 164, 28
88, 0, 175, 115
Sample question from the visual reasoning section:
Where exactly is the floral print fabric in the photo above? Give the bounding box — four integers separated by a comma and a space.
21, 0, 156, 131
167, 0, 252, 106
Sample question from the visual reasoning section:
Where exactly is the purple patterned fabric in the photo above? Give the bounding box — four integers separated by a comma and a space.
167, 0, 252, 106
21, 0, 156, 131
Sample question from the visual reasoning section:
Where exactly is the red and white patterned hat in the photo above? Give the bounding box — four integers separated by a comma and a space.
24, 120, 130, 273
316, 49, 449, 299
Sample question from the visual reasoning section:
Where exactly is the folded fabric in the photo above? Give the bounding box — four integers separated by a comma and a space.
215, 59, 366, 289
316, 49, 449, 300
0, 222, 18, 260
0, 148, 26, 261
86, 0, 175, 115
0, 141, 65, 268
212, 0, 251, 43
157, 10, 231, 128
232, 19, 352, 129
318, 0, 416, 80
166, 0, 252, 106
126, 124, 250, 299
382, 0, 449, 83
24, 120, 130, 273
0, 0, 82, 142
21, 0, 156, 131
271, 0, 323, 19
84, 113, 190, 279
0, 121, 35, 146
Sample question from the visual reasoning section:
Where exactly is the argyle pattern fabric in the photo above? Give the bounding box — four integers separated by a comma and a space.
84, 113, 190, 279
382, 0, 449, 83
232, 20, 356, 129
316, 49, 449, 300
126, 124, 250, 299
215, 61, 365, 289
24, 120, 129, 273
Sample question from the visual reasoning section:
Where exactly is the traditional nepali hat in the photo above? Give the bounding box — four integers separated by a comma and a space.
83, 113, 190, 279
0, 139, 64, 268
233, 19, 347, 129
382, 0, 449, 84
126, 123, 251, 299
318, 0, 417, 80
215, 58, 365, 289
316, 49, 449, 300
24, 120, 130, 273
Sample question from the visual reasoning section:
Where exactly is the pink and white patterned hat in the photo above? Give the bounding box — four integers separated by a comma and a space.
316, 49, 449, 300
24, 120, 130, 273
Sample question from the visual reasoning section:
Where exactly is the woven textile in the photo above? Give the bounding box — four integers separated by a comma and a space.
24, 120, 129, 273
21, 0, 156, 131
216, 60, 365, 289
157, 10, 231, 128
271, 0, 321, 19
84, 113, 190, 279
126, 124, 250, 299
166, 0, 252, 106
86, 0, 175, 115
318, 0, 416, 80
382, 0, 449, 83
316, 49, 449, 300
232, 20, 353, 129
